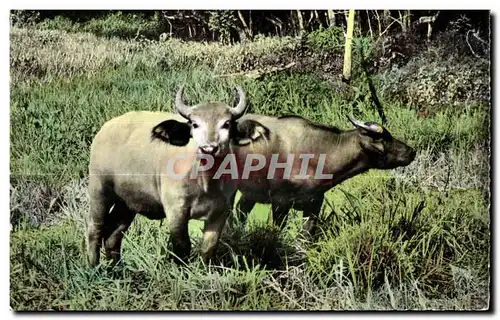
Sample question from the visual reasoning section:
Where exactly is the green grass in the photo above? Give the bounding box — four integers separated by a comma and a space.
10, 177, 489, 310
9, 26, 490, 310
10, 63, 488, 186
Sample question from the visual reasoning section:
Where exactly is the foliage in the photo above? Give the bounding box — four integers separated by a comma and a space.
36, 16, 77, 32
348, 37, 376, 110
305, 26, 345, 51
10, 10, 41, 26
36, 12, 165, 39
378, 48, 489, 112
207, 11, 238, 44
10, 10, 490, 44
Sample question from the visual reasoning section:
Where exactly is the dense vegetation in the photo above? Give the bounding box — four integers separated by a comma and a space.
10, 10, 490, 310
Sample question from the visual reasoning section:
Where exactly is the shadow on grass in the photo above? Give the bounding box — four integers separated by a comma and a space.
212, 217, 307, 271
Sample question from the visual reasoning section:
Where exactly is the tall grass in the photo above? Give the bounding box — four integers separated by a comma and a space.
9, 26, 490, 310
10, 60, 488, 186
10, 174, 489, 310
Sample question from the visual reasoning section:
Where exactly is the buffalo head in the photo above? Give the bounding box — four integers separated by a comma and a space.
348, 117, 416, 169
152, 86, 268, 157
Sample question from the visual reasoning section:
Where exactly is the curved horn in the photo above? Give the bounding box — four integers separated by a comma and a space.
175, 86, 192, 119
230, 86, 247, 119
347, 115, 384, 134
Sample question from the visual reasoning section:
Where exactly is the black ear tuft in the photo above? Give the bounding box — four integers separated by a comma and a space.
232, 119, 270, 145
151, 120, 191, 146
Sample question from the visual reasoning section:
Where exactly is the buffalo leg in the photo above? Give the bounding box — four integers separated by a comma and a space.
302, 197, 323, 237
271, 203, 291, 230
235, 193, 256, 225
200, 212, 228, 264
167, 213, 191, 265
103, 201, 136, 265
87, 177, 114, 267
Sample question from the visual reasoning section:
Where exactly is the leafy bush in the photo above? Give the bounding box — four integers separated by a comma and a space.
37, 15, 77, 32
82, 12, 165, 39
305, 26, 345, 51
207, 11, 238, 44
347, 37, 377, 110
379, 53, 489, 111
37, 12, 165, 39
374, 26, 490, 113
10, 10, 41, 27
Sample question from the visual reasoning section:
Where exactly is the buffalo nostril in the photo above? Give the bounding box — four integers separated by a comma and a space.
200, 146, 212, 154
200, 146, 219, 155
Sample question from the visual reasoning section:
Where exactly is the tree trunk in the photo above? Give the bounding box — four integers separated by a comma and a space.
398, 10, 407, 33
366, 10, 373, 37
296, 10, 305, 35
249, 10, 253, 35
237, 10, 253, 40
342, 9, 356, 82
374, 10, 382, 36
383, 9, 391, 25
307, 10, 314, 26
406, 10, 411, 31
327, 10, 335, 27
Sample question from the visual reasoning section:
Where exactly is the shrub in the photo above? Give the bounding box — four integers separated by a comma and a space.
36, 12, 165, 40
305, 26, 345, 52
37, 15, 78, 32
379, 53, 489, 112
10, 10, 41, 27
207, 11, 238, 44
81, 12, 165, 39
375, 28, 490, 113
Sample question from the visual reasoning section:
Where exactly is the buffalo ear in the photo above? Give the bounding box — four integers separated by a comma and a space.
151, 120, 191, 146
232, 119, 270, 146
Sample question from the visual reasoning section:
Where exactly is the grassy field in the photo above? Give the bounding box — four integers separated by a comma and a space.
9, 25, 490, 310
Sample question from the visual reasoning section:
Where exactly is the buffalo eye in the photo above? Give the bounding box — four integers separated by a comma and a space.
192, 122, 199, 129
221, 121, 231, 130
